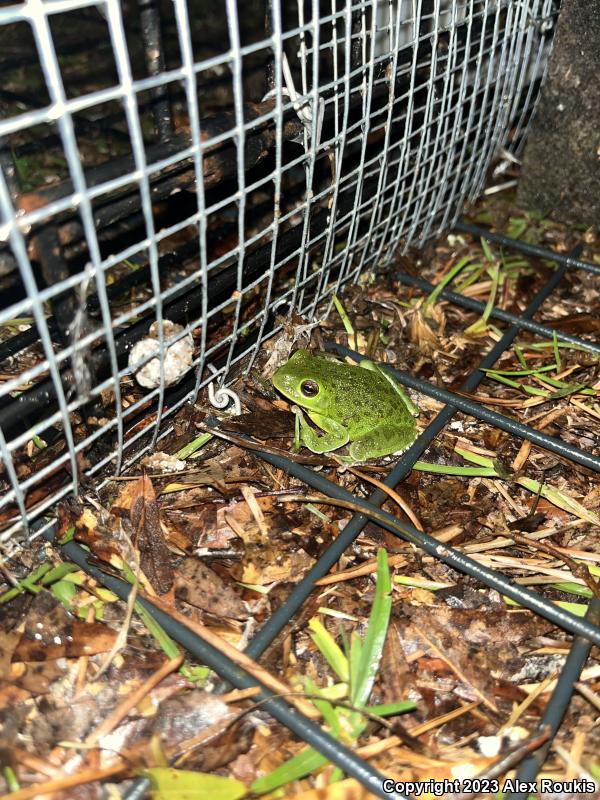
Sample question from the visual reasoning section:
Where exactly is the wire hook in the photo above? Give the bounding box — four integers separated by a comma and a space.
206, 363, 241, 416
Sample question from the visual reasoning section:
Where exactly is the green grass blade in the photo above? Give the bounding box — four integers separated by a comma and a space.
514, 345, 528, 368
175, 433, 212, 460
421, 255, 473, 316
517, 477, 600, 525
482, 364, 557, 377
455, 263, 484, 293
304, 676, 343, 736
551, 582, 593, 599
251, 747, 328, 794
40, 562, 80, 585
552, 331, 562, 372
504, 596, 588, 617
554, 600, 588, 617
365, 700, 417, 716
480, 237, 495, 263
484, 372, 550, 396
0, 563, 52, 603
465, 262, 500, 336
506, 216, 529, 240
143, 768, 247, 800
332, 294, 355, 337
308, 618, 349, 683
351, 549, 392, 708
413, 461, 498, 477
134, 601, 181, 660
523, 341, 598, 355
453, 447, 496, 469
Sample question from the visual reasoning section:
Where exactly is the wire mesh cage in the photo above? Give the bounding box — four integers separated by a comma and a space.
0, 0, 561, 542
3, 3, 600, 799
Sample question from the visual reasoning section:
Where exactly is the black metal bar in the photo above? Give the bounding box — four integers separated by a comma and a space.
0, 238, 203, 365
508, 597, 600, 800
246, 244, 598, 658
0, 139, 20, 277
0, 166, 376, 435
454, 220, 600, 276
34, 224, 76, 346
51, 532, 409, 800
332, 344, 600, 473
350, 8, 364, 71
264, 0, 276, 94
0, 87, 132, 145
234, 436, 600, 650
394, 270, 600, 355
2, 101, 302, 244
138, 0, 172, 141
122, 777, 151, 800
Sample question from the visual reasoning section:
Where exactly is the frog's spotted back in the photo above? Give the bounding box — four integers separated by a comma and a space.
272, 349, 418, 461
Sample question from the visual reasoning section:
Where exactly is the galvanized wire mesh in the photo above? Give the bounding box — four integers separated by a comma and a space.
3, 4, 600, 797
0, 0, 558, 540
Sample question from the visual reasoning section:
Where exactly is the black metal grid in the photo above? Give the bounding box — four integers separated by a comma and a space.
42, 226, 600, 800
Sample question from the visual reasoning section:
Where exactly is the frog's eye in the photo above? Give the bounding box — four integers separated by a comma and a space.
300, 380, 319, 397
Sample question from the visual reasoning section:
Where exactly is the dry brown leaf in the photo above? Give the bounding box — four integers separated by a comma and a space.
128, 475, 173, 594
174, 558, 247, 619
11, 591, 118, 662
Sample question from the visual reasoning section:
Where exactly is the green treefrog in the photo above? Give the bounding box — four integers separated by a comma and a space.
272, 349, 418, 462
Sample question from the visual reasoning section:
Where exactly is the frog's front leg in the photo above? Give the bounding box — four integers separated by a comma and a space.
292, 409, 302, 453
295, 409, 349, 454
348, 421, 417, 462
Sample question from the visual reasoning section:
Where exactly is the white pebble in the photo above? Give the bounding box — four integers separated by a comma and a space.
129, 320, 194, 389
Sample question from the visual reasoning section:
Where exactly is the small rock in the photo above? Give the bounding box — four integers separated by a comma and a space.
129, 320, 194, 389
141, 452, 187, 473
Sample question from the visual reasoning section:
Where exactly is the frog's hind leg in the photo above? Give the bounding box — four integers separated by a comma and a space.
348, 422, 416, 462
359, 360, 418, 417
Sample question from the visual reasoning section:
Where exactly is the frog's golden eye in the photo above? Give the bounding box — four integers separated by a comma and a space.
300, 380, 319, 397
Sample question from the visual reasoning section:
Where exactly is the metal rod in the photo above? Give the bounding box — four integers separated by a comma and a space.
395, 270, 600, 355
454, 220, 600, 276
350, 8, 364, 71
2, 101, 303, 248
0, 139, 20, 277
138, 0, 172, 140
331, 343, 600, 473
264, 0, 276, 94
34, 224, 76, 346
508, 597, 600, 800
52, 532, 408, 800
0, 238, 203, 365
0, 86, 132, 144
247, 244, 598, 658
235, 438, 600, 653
